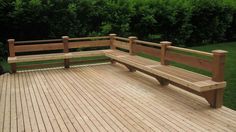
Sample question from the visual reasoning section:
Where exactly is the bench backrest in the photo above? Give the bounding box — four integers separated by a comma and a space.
8, 34, 227, 82
8, 36, 111, 71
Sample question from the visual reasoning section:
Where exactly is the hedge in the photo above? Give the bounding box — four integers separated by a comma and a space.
0, 0, 236, 59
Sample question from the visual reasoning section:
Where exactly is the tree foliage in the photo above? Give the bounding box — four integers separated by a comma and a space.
0, 0, 236, 59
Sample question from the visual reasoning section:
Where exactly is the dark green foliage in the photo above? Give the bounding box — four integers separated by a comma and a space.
0, 0, 236, 58
188, 0, 234, 45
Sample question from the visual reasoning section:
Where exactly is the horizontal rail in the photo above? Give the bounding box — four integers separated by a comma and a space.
69, 36, 109, 41
113, 40, 130, 50
133, 44, 161, 58
168, 46, 213, 57
114, 36, 129, 41
134, 40, 161, 47
165, 51, 213, 71
15, 43, 63, 52
15, 39, 62, 45
69, 40, 110, 48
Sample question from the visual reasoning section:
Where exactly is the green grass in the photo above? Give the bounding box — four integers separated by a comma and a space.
0, 42, 236, 109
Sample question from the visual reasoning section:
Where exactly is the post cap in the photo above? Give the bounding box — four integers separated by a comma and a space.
160, 41, 172, 45
109, 34, 117, 37
128, 36, 137, 40
8, 39, 15, 42
212, 50, 228, 55
62, 36, 69, 39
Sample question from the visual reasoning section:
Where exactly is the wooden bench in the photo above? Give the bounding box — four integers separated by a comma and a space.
7, 36, 111, 71
7, 34, 227, 108
105, 34, 227, 108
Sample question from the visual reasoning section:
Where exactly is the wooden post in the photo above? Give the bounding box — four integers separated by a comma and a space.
212, 50, 227, 108
203, 50, 227, 108
109, 34, 117, 64
109, 34, 117, 50
8, 39, 16, 73
160, 41, 172, 65
62, 36, 70, 68
128, 36, 137, 55
212, 50, 227, 82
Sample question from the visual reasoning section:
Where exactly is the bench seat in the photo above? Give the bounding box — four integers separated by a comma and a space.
8, 50, 107, 63
104, 50, 226, 92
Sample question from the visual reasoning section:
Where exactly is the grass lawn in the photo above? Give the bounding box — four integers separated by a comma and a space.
0, 42, 236, 110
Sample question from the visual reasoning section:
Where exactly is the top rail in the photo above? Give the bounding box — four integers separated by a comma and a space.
168, 46, 213, 57
69, 36, 109, 41
14, 36, 110, 44
115, 36, 129, 41
15, 39, 62, 44
134, 40, 161, 47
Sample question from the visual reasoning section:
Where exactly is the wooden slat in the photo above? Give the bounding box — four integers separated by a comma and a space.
134, 40, 161, 47
69, 36, 109, 41
168, 46, 213, 57
165, 51, 213, 72
8, 53, 66, 63
69, 40, 110, 48
113, 40, 130, 50
15, 39, 62, 45
10, 75, 17, 132
114, 37, 129, 41
8, 50, 107, 63
133, 44, 161, 58
15, 43, 63, 52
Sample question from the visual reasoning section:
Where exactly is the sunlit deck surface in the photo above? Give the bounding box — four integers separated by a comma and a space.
0, 63, 236, 132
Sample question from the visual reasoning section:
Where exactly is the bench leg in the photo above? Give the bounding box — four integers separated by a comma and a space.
156, 76, 169, 86
202, 88, 224, 108
64, 59, 70, 69
125, 65, 136, 72
110, 59, 116, 64
11, 63, 16, 73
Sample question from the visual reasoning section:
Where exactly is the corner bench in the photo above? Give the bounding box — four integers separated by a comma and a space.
7, 34, 227, 108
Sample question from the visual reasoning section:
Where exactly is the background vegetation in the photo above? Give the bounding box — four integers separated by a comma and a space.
0, 0, 236, 60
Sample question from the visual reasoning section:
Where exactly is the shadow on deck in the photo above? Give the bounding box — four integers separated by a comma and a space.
0, 64, 236, 132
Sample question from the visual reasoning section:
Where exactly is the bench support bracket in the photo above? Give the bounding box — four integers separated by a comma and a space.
156, 76, 169, 86
202, 89, 224, 108
110, 59, 116, 64
126, 65, 136, 72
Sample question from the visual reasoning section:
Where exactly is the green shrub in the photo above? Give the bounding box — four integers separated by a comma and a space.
188, 0, 234, 45
0, 0, 235, 54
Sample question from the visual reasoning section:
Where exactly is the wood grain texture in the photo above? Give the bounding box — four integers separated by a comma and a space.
8, 50, 106, 63
105, 50, 226, 92
69, 40, 110, 48
113, 40, 130, 50
0, 65, 235, 132
133, 44, 161, 58
165, 51, 212, 72
15, 43, 63, 52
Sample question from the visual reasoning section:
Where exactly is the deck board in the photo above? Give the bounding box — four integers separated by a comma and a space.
0, 64, 236, 132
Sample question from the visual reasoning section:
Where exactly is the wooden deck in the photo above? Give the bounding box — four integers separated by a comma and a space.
0, 64, 236, 132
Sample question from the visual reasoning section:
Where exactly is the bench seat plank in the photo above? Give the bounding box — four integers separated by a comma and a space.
8, 50, 107, 63
105, 50, 226, 92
